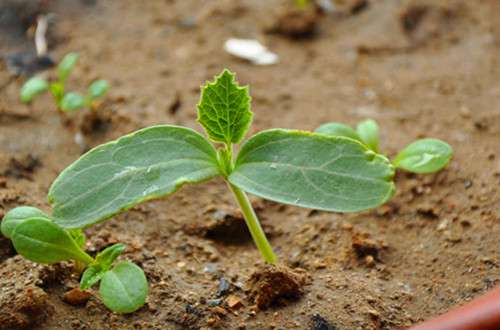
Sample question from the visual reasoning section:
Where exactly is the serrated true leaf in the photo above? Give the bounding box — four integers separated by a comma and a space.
20, 77, 49, 103
88, 79, 110, 101
315, 122, 362, 142
11, 217, 93, 264
393, 138, 452, 173
99, 261, 148, 314
356, 119, 380, 152
229, 129, 395, 212
58, 52, 79, 82
61, 92, 86, 111
197, 69, 252, 144
1, 206, 49, 238
49, 125, 220, 229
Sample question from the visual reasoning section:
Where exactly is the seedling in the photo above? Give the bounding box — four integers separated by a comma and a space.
4, 70, 442, 310
20, 52, 110, 112
315, 119, 453, 174
1, 206, 147, 314
4, 69, 397, 269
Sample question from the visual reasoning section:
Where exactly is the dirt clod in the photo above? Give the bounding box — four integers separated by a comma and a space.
266, 7, 319, 39
0, 257, 52, 329
63, 288, 92, 306
246, 264, 308, 309
351, 232, 385, 261
3, 154, 41, 180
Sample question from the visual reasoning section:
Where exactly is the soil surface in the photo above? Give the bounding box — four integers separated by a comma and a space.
1, 0, 499, 329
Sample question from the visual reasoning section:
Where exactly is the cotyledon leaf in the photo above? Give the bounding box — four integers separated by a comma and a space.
49, 125, 221, 229
11, 217, 93, 264
229, 129, 395, 212
1, 206, 49, 238
99, 261, 148, 314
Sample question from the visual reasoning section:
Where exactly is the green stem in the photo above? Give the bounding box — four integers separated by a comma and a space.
227, 182, 277, 264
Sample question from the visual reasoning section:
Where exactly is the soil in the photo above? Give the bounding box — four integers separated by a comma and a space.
0, 0, 499, 329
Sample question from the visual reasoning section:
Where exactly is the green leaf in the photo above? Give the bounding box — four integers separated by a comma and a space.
197, 69, 252, 144
58, 52, 79, 82
315, 122, 362, 142
393, 138, 452, 173
50, 82, 64, 104
1, 206, 49, 238
20, 77, 49, 103
88, 79, 110, 101
81, 264, 103, 290
99, 261, 148, 314
61, 92, 86, 112
11, 217, 93, 264
96, 243, 126, 269
49, 125, 220, 229
80, 243, 126, 290
68, 229, 86, 248
229, 129, 395, 212
356, 119, 380, 152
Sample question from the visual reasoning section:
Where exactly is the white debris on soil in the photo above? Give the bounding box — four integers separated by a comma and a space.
224, 38, 278, 65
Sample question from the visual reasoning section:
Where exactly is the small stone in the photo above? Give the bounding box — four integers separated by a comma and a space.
207, 299, 223, 306
313, 259, 327, 269
212, 306, 227, 316
216, 277, 232, 297
437, 219, 449, 231
227, 295, 243, 309
63, 288, 91, 306
341, 223, 353, 230
364, 255, 375, 267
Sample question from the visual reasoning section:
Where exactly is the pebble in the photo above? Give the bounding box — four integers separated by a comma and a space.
227, 295, 243, 309
63, 288, 91, 306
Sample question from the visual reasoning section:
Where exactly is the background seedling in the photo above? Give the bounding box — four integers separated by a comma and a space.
1, 207, 147, 314
20, 52, 110, 113
315, 119, 452, 174
29, 69, 395, 266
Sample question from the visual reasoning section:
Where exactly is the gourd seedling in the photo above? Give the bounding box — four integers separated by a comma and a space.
20, 52, 110, 113
1, 206, 147, 314
4, 69, 397, 267
315, 119, 453, 174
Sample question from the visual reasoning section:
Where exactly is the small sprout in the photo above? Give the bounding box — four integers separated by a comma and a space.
20, 77, 49, 103
1, 206, 147, 314
20, 52, 110, 114
315, 120, 452, 174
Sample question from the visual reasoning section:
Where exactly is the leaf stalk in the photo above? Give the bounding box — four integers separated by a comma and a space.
227, 182, 277, 264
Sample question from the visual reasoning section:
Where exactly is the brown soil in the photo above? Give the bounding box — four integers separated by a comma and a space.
1, 0, 499, 329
